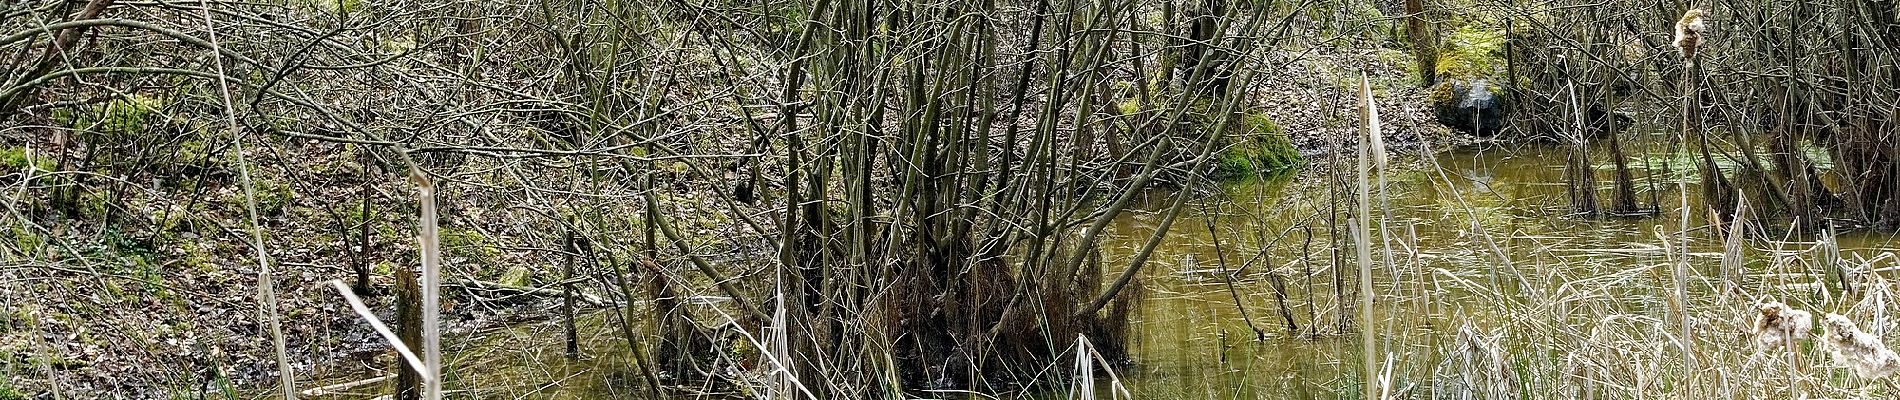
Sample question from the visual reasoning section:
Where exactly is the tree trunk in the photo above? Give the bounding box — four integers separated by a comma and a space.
1404, 0, 1437, 85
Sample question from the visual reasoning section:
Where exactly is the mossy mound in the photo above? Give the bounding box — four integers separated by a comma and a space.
1114, 87, 1303, 181
1434, 26, 1507, 79
1215, 112, 1302, 179
1429, 26, 1514, 135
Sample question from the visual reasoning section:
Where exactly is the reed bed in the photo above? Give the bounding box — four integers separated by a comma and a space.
6, 0, 1899, 398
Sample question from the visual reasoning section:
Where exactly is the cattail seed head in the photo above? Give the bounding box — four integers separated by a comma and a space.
1750, 301, 1811, 351
1673, 9, 1707, 60
1821, 313, 1900, 378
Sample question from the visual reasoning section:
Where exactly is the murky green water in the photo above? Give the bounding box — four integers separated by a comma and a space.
1096, 142, 1900, 399
314, 141, 1900, 399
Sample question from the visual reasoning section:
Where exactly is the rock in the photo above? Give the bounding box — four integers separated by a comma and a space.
1214, 111, 1302, 179
1428, 26, 1514, 136
1112, 83, 1302, 181
1431, 78, 1513, 135
497, 265, 533, 287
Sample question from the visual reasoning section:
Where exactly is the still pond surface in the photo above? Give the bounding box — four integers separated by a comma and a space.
334, 141, 1900, 399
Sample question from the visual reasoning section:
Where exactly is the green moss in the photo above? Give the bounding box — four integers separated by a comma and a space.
168, 135, 237, 181
52, 95, 162, 134
377, 223, 401, 245
498, 265, 533, 287
8, 224, 41, 258
1215, 112, 1303, 179
226, 178, 294, 216
1117, 97, 1142, 117
1113, 82, 1302, 181
442, 227, 503, 265
256, 180, 294, 216
1435, 25, 1507, 80
299, 0, 363, 14
181, 242, 217, 275
0, 147, 55, 171
79, 190, 112, 219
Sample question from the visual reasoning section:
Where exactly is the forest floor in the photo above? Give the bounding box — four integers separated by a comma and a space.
0, 37, 1467, 398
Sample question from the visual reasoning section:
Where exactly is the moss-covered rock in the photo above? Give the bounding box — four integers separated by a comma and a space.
497, 265, 534, 287
1113, 86, 1303, 181
1429, 26, 1514, 135
1215, 112, 1303, 179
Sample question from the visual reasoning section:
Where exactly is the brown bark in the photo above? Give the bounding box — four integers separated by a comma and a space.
1404, 0, 1437, 85
392, 267, 422, 400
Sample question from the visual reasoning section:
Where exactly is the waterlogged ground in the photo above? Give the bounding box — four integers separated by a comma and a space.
306, 140, 1900, 399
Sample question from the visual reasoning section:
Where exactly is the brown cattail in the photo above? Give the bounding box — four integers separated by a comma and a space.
1673, 9, 1707, 60
1821, 313, 1900, 378
1751, 301, 1812, 351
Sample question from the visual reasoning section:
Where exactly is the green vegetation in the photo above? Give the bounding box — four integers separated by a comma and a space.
0, 147, 54, 171
497, 265, 533, 286
0, 381, 23, 400
51, 95, 162, 134
224, 177, 294, 216
1116, 86, 1303, 180
298, 0, 363, 15
1434, 26, 1506, 81
1216, 112, 1303, 178
441, 227, 503, 267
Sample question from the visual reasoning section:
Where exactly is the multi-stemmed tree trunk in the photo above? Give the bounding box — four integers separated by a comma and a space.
745, 0, 1283, 395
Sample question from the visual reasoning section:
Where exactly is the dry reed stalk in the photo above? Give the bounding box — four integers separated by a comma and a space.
1670, 180, 1697, 398
1436, 323, 1519, 399
705, 305, 818, 400
1070, 334, 1130, 400
325, 280, 431, 377
410, 167, 443, 400
1721, 191, 1750, 296
1820, 228, 1852, 295
201, 0, 294, 393
1355, 72, 1384, 400
1378, 352, 1396, 400
1075, 333, 1095, 400
766, 277, 793, 400
1821, 313, 1900, 378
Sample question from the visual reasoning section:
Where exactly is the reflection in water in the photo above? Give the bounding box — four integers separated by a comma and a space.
365, 143, 1900, 399
1097, 143, 1899, 399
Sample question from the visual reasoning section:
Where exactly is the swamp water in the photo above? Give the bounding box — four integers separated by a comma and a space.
321, 142, 1900, 399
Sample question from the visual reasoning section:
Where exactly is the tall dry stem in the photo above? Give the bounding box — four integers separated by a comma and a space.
326, 280, 430, 377
1356, 72, 1384, 400
201, 1, 294, 395
410, 167, 443, 400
